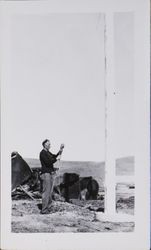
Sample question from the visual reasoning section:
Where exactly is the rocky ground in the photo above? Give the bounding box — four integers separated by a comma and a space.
11, 157, 135, 233
12, 194, 134, 233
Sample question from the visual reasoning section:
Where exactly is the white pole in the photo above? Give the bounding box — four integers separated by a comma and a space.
104, 12, 116, 216
96, 13, 134, 223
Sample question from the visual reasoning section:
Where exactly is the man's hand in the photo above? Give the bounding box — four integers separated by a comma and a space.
60, 144, 65, 150
59, 143, 65, 155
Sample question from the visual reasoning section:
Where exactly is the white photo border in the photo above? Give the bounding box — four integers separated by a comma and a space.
0, 0, 150, 250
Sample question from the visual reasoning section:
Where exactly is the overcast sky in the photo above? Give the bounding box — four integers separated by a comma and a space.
114, 13, 134, 158
7, 13, 134, 161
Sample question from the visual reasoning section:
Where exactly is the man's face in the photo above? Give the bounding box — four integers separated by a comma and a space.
44, 140, 51, 150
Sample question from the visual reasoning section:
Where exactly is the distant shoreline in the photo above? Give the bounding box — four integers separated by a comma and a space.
25, 156, 134, 185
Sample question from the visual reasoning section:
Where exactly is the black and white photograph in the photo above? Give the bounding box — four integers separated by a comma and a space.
0, 0, 150, 250
9, 12, 135, 233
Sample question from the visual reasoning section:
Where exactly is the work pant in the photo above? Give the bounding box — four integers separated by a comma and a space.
41, 172, 55, 213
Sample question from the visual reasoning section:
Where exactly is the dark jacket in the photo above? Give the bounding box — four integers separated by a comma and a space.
39, 149, 60, 174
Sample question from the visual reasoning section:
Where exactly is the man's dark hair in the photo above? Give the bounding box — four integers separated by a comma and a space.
42, 139, 49, 147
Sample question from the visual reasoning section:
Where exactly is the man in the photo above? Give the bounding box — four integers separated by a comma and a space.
39, 139, 64, 214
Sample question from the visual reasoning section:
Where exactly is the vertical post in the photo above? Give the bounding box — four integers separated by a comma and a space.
104, 12, 116, 216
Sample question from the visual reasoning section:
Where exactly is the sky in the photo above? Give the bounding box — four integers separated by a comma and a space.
6, 13, 134, 161
114, 13, 134, 158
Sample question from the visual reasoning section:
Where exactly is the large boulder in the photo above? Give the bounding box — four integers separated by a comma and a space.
60, 173, 99, 202
60, 173, 80, 201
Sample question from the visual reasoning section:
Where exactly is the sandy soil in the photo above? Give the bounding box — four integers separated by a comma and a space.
12, 196, 134, 233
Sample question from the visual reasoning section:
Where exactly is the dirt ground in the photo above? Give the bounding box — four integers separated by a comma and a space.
12, 195, 134, 233
11, 157, 135, 232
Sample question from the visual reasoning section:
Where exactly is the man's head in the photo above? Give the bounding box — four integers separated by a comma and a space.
42, 139, 51, 150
